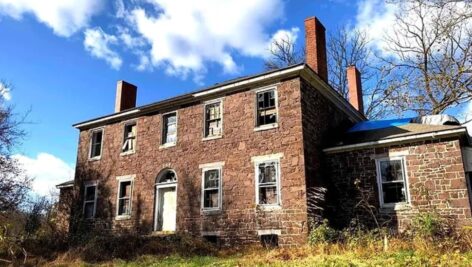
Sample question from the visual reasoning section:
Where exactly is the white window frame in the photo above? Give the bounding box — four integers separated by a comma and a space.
202, 99, 224, 141
115, 175, 135, 220
88, 128, 104, 160
199, 162, 224, 211
83, 181, 98, 219
254, 86, 279, 132
160, 111, 178, 148
252, 154, 283, 208
121, 121, 137, 155
375, 156, 411, 209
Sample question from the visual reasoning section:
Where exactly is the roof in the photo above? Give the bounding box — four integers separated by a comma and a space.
73, 63, 366, 130
56, 180, 74, 189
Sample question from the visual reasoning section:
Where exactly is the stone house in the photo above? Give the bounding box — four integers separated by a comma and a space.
57, 17, 472, 246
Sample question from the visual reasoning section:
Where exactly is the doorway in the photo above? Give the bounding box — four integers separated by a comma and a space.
154, 169, 177, 232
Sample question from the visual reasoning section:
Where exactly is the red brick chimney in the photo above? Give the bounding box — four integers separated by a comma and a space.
115, 80, 137, 113
305, 17, 328, 81
347, 66, 364, 114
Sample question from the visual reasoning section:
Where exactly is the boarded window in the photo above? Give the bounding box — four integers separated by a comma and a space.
204, 102, 222, 138
377, 158, 408, 205
256, 90, 277, 126
117, 181, 132, 216
257, 161, 279, 205
83, 184, 97, 219
122, 123, 136, 153
162, 113, 177, 145
202, 168, 221, 209
90, 129, 103, 159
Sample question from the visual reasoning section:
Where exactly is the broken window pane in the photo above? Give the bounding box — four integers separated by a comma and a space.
205, 102, 222, 138
257, 160, 279, 205
163, 113, 177, 144
204, 189, 219, 208
259, 186, 277, 204
256, 90, 277, 126
90, 130, 103, 158
379, 159, 408, 205
202, 169, 221, 209
122, 123, 136, 152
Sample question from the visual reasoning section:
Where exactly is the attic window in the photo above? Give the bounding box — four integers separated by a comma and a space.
162, 112, 177, 145
89, 129, 103, 159
256, 89, 278, 127
204, 101, 222, 138
122, 122, 136, 153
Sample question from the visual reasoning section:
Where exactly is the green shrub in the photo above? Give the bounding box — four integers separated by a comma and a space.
412, 212, 447, 238
308, 219, 337, 245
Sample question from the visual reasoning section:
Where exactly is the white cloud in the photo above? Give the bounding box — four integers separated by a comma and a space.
0, 0, 104, 37
14, 153, 75, 197
84, 28, 123, 70
0, 81, 11, 101
128, 0, 285, 80
268, 27, 300, 55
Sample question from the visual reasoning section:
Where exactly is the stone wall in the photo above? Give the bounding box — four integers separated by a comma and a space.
73, 77, 309, 246
325, 138, 472, 230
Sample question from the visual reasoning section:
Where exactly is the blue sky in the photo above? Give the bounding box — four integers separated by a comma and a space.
0, 0, 470, 195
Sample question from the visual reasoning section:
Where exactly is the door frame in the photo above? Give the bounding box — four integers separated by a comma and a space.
154, 182, 178, 232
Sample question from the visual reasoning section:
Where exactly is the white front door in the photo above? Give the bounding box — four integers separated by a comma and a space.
157, 187, 176, 231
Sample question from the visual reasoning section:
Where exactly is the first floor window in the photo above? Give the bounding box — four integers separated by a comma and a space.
256, 160, 280, 205
122, 122, 136, 153
89, 129, 103, 159
117, 180, 133, 216
256, 89, 277, 127
202, 168, 221, 210
376, 158, 409, 206
83, 183, 97, 219
162, 112, 177, 145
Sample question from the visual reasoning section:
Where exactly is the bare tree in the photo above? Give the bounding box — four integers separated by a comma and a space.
265, 33, 304, 70
383, 0, 472, 115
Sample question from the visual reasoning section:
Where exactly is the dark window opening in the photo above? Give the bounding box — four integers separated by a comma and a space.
122, 123, 136, 153
90, 130, 103, 158
378, 159, 407, 205
83, 184, 97, 219
204, 102, 222, 138
118, 181, 132, 216
203, 235, 219, 246
256, 90, 277, 126
260, 234, 278, 248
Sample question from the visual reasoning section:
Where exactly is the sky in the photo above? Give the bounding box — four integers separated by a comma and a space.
0, 0, 470, 196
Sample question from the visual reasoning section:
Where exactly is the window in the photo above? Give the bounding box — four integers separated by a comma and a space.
256, 89, 277, 127
260, 234, 278, 248
202, 168, 222, 210
376, 158, 409, 206
122, 122, 136, 153
117, 179, 133, 217
89, 129, 103, 159
204, 101, 222, 138
83, 183, 97, 219
162, 112, 177, 145
256, 160, 280, 205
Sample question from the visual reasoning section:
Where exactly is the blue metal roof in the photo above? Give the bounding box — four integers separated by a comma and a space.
349, 118, 413, 133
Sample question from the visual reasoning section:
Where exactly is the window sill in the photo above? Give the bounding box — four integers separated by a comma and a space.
202, 135, 223, 141
120, 151, 135, 157
201, 209, 222, 215
254, 123, 278, 132
152, 231, 175, 236
256, 205, 282, 211
88, 157, 101, 162
115, 215, 131, 221
380, 203, 411, 212
159, 143, 176, 149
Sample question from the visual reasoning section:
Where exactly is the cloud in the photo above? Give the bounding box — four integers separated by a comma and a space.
0, 0, 104, 37
84, 28, 123, 70
0, 81, 11, 101
128, 0, 285, 80
268, 27, 300, 55
14, 153, 75, 196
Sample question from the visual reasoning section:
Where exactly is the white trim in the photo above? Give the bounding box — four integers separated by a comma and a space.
254, 157, 282, 207
370, 150, 409, 160
83, 180, 98, 219
192, 66, 304, 97
88, 127, 104, 161
56, 183, 74, 189
121, 120, 137, 154
202, 99, 224, 140
115, 175, 135, 220
161, 111, 178, 147
154, 169, 178, 231
257, 229, 281, 236
251, 153, 284, 163
201, 231, 221, 236
201, 166, 223, 211
254, 86, 279, 129
74, 109, 140, 129
199, 161, 225, 169
324, 128, 467, 154
375, 156, 411, 209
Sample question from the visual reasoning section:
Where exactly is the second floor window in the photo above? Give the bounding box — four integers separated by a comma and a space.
204, 101, 222, 138
162, 112, 177, 145
83, 183, 97, 219
89, 129, 103, 159
256, 89, 277, 127
117, 180, 132, 217
122, 122, 136, 153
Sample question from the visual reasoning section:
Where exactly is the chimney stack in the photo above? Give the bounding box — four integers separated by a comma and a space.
347, 66, 364, 114
305, 17, 328, 81
115, 80, 137, 113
